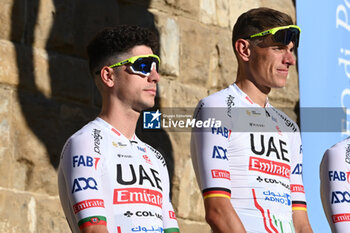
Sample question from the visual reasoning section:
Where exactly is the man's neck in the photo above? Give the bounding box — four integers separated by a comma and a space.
235, 79, 270, 107
99, 100, 140, 139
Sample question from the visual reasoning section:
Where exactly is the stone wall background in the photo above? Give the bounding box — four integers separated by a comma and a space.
0, 0, 298, 232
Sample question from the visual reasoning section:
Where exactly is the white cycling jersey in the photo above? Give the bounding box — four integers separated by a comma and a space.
58, 117, 179, 233
320, 137, 350, 233
191, 83, 307, 233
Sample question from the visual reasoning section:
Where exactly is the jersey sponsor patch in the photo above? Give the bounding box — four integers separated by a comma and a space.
328, 170, 350, 182
78, 216, 107, 231
263, 190, 291, 206
249, 156, 290, 178
292, 163, 303, 175
123, 210, 163, 220
331, 191, 350, 204
92, 129, 102, 155
256, 176, 290, 190
73, 199, 104, 214
72, 177, 98, 193
211, 169, 230, 180
169, 211, 177, 219
113, 188, 163, 208
116, 164, 162, 191
250, 134, 290, 162
202, 187, 231, 200
291, 184, 305, 193
72, 155, 100, 170
212, 146, 228, 160
332, 213, 350, 223
211, 126, 231, 139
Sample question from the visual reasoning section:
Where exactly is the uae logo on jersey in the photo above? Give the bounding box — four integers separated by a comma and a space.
143, 110, 161, 129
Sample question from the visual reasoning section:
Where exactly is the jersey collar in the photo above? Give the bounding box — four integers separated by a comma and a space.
95, 117, 137, 142
231, 83, 270, 108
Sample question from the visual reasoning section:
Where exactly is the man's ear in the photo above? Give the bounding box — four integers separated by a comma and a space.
235, 39, 251, 62
99, 66, 115, 87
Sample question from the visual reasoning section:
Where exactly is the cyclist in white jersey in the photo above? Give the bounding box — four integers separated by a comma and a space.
58, 25, 179, 233
191, 7, 313, 233
320, 137, 350, 233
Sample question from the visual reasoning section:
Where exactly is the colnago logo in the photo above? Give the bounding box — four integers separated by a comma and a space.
249, 157, 290, 178
291, 184, 305, 193
332, 213, 350, 223
113, 188, 163, 208
73, 199, 104, 214
124, 210, 163, 220
211, 169, 230, 180
256, 176, 290, 190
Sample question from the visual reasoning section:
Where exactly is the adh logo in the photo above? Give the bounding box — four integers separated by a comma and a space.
212, 146, 228, 160
72, 177, 98, 193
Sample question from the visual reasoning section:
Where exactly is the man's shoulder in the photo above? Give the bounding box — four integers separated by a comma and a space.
199, 85, 235, 107
67, 119, 102, 141
325, 137, 350, 157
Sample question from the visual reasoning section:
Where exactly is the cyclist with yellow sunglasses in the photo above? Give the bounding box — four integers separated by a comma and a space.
191, 7, 313, 233
58, 25, 180, 233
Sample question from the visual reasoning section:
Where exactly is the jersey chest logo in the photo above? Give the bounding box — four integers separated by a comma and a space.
116, 164, 162, 191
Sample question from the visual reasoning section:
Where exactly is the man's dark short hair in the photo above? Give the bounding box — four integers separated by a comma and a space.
87, 25, 159, 76
232, 7, 294, 49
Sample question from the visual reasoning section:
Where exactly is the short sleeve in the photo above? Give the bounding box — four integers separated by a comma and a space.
320, 143, 350, 233
58, 131, 107, 232
289, 131, 307, 212
191, 99, 232, 200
